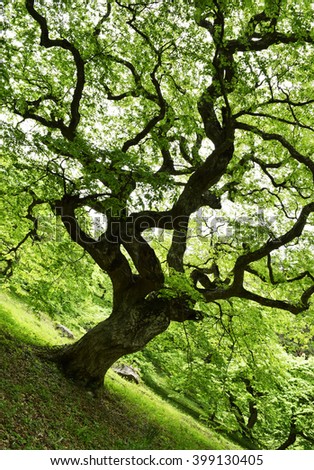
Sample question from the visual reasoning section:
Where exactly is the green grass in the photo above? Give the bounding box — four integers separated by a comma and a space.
0, 291, 70, 346
108, 373, 237, 450
1, 290, 242, 450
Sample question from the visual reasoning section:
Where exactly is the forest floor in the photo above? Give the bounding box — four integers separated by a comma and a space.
0, 291, 241, 450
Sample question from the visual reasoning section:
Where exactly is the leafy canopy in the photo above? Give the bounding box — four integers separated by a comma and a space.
1, 0, 314, 450
1, 0, 313, 317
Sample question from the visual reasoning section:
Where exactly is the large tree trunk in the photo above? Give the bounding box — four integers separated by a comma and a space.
52, 297, 171, 390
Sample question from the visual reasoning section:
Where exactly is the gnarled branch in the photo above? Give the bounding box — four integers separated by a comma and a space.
25, 0, 85, 140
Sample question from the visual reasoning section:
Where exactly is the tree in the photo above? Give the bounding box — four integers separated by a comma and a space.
1, 0, 314, 390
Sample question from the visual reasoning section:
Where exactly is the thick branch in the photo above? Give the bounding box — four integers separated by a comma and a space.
200, 282, 313, 315
236, 122, 314, 178
165, 138, 233, 273
25, 0, 85, 140
234, 111, 314, 133
258, 97, 314, 108
167, 297, 203, 323
277, 416, 297, 450
167, 217, 189, 272
238, 288, 305, 315
267, 254, 314, 285
227, 30, 313, 54
121, 71, 166, 152
121, 233, 164, 292
199, 203, 314, 312
93, 2, 111, 37
233, 202, 314, 288
173, 140, 234, 218
54, 196, 134, 299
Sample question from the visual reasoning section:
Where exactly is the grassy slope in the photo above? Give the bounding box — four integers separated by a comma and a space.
0, 291, 242, 450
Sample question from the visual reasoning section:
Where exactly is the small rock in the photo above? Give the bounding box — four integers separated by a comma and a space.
112, 364, 140, 384
55, 324, 74, 339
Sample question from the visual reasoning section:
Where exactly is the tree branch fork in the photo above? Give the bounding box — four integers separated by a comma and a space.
6, 1, 314, 319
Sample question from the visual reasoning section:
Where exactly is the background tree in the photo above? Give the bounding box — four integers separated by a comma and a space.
1, 0, 314, 391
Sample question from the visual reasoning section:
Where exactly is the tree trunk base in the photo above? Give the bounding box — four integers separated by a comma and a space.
45, 300, 170, 390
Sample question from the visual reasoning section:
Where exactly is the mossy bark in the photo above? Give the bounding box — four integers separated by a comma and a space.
53, 299, 170, 390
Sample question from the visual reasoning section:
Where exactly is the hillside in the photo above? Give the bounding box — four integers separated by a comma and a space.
0, 292, 241, 450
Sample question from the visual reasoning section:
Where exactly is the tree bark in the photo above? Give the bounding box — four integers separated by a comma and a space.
277, 417, 297, 450
48, 290, 202, 390
52, 298, 171, 390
